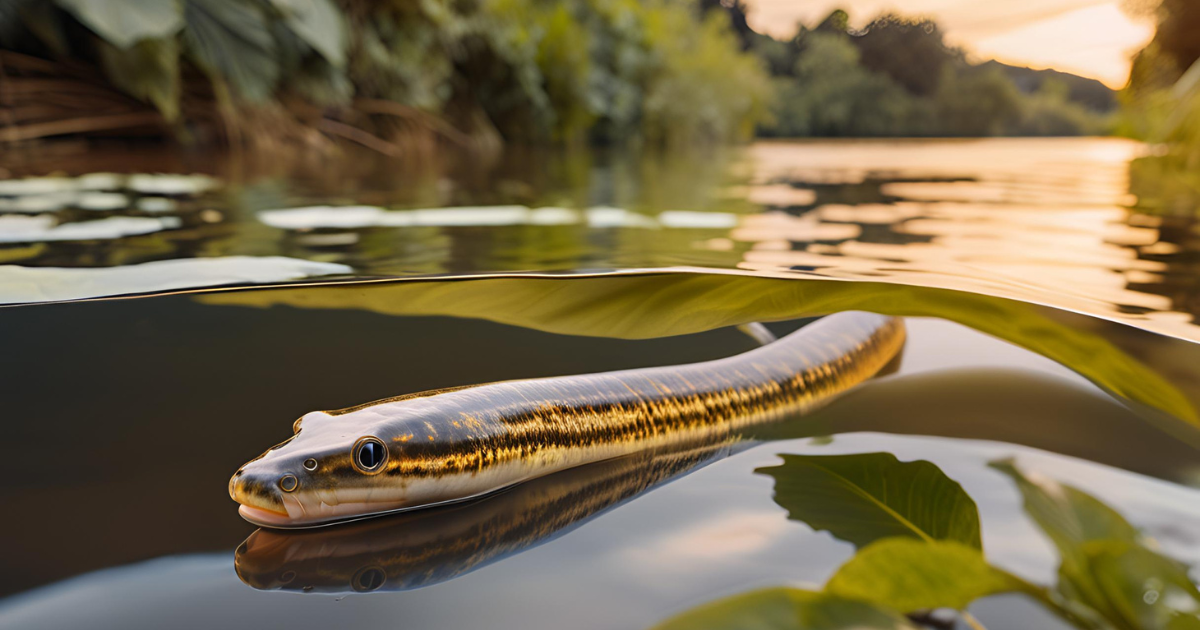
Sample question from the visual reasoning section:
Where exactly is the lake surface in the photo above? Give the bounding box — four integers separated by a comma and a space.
1, 138, 1199, 629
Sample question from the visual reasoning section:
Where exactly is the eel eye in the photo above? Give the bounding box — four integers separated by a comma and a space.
353, 437, 387, 474
303, 458, 318, 471
279, 474, 298, 492
352, 566, 386, 592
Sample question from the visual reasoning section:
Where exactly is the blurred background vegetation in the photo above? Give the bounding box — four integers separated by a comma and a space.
1118, 0, 1200, 215
0, 0, 1195, 183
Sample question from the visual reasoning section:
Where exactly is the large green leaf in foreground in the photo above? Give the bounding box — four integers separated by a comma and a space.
651, 587, 918, 630
197, 271, 1200, 431
756, 452, 982, 550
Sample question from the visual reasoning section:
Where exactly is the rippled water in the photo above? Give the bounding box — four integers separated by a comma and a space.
2, 138, 1200, 630
3, 138, 1200, 340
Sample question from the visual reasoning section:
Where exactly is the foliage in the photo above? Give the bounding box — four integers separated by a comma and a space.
1009, 79, 1110, 137
0, 0, 770, 148
993, 460, 1200, 629
656, 453, 1200, 629
853, 14, 954, 98
759, 33, 914, 137
199, 271, 1200, 428
1120, 0, 1200, 215
825, 538, 1019, 612
747, 8, 1111, 138
756, 452, 982, 549
652, 587, 918, 630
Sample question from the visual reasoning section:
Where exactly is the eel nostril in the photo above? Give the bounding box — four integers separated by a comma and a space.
279, 474, 299, 492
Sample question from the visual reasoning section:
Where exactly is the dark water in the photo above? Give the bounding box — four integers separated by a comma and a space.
3, 139, 1200, 629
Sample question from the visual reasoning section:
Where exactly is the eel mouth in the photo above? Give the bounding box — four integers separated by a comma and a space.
238, 499, 416, 529
239, 504, 298, 527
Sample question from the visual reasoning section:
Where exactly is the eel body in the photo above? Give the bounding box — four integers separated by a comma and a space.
236, 440, 739, 592
229, 311, 905, 527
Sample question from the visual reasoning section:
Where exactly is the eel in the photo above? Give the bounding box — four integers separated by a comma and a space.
235, 440, 740, 593
229, 311, 905, 528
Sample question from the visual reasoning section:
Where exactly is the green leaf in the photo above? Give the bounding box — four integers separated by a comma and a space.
650, 587, 919, 630
269, 0, 345, 67
57, 0, 182, 49
826, 538, 1020, 612
195, 271, 1200, 432
1168, 613, 1200, 630
994, 461, 1200, 629
756, 452, 981, 550
182, 0, 279, 102
990, 459, 1140, 567
1059, 540, 1200, 630
98, 37, 181, 120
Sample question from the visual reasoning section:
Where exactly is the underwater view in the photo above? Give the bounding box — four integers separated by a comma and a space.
3, 137, 1200, 630
3, 0, 1200, 627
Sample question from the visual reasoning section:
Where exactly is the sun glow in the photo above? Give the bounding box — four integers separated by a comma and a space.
743, 0, 1155, 88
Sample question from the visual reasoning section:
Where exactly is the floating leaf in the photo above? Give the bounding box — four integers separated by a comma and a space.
269, 0, 345, 67
826, 538, 1019, 612
651, 587, 918, 630
756, 452, 981, 550
182, 0, 279, 101
98, 37, 180, 120
56, 0, 182, 48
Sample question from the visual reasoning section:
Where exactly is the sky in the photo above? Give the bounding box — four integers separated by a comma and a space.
741, 0, 1156, 88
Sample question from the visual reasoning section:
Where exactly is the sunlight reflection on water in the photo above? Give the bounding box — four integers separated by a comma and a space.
2, 138, 1198, 343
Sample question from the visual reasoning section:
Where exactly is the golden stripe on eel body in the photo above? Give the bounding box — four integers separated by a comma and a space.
236, 439, 741, 593
228, 311, 906, 528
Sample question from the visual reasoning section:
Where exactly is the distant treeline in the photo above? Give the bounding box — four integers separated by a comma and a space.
705, 5, 1116, 138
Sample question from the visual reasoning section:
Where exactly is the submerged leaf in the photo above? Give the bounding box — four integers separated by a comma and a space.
57, 0, 182, 48
651, 587, 918, 630
756, 452, 981, 550
826, 538, 1020, 612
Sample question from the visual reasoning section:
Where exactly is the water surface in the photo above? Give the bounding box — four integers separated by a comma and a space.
2, 138, 1199, 629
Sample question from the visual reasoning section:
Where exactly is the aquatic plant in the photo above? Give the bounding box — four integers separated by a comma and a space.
654, 453, 1200, 630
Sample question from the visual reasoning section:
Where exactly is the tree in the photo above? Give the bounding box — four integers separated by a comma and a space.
851, 14, 957, 97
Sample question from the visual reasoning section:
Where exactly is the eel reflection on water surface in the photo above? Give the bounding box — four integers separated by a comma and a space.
236, 440, 738, 592
229, 311, 906, 527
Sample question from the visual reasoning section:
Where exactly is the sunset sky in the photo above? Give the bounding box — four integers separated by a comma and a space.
742, 0, 1156, 88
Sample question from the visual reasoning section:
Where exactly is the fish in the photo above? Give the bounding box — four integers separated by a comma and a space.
228, 311, 906, 528
235, 439, 740, 593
